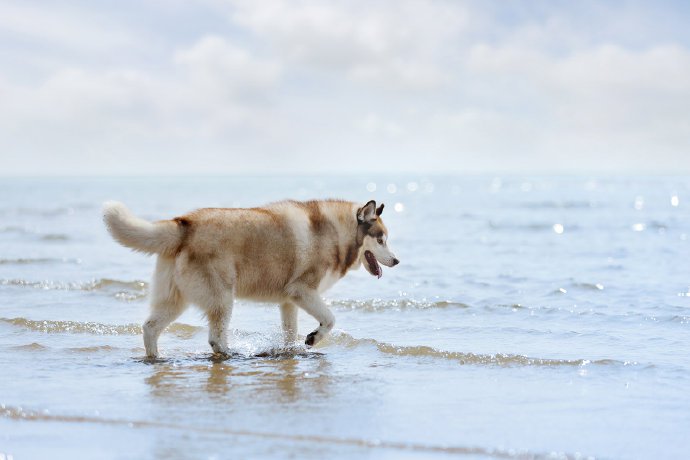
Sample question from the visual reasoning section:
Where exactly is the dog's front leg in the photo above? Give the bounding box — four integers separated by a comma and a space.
289, 287, 335, 347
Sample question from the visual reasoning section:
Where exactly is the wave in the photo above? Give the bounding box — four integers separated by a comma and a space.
67, 345, 120, 353
0, 226, 71, 241
10, 342, 49, 351
0, 404, 590, 459
0, 205, 92, 217
568, 282, 605, 291
330, 298, 469, 312
0, 257, 81, 265
322, 331, 637, 368
0, 278, 148, 301
40, 233, 70, 241
0, 317, 201, 338
9, 342, 122, 353
520, 200, 596, 209
488, 221, 581, 232
670, 315, 690, 324
1, 317, 645, 368
0, 225, 28, 234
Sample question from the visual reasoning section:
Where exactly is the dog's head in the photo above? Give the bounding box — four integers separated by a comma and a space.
356, 200, 399, 278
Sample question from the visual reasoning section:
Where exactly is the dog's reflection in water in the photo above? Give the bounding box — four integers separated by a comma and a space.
144, 349, 333, 405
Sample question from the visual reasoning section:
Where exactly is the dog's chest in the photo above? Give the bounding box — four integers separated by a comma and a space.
318, 269, 342, 293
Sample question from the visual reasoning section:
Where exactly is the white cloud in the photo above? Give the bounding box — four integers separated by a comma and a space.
229, 0, 466, 89
0, 33, 287, 173
0, 1, 134, 52
1, 1, 689, 174
462, 42, 690, 167
174, 36, 281, 98
357, 113, 403, 138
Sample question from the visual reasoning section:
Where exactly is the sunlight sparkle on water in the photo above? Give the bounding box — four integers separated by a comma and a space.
366, 182, 377, 192
387, 184, 397, 194
632, 223, 646, 232
553, 223, 564, 234
671, 195, 679, 207
634, 196, 644, 210
394, 203, 404, 212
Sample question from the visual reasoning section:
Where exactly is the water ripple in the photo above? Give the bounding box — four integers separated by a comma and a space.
0, 317, 200, 338
0, 404, 594, 459
320, 331, 639, 368
0, 278, 148, 301
331, 298, 469, 312
0, 257, 82, 265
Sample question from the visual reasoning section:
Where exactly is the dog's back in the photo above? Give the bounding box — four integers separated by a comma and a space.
104, 200, 361, 301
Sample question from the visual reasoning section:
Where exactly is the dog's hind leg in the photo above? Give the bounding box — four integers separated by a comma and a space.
288, 287, 335, 347
279, 301, 298, 345
143, 257, 188, 358
175, 253, 235, 355
206, 299, 233, 355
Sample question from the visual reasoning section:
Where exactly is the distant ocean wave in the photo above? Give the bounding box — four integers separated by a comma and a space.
0, 257, 81, 265
0, 317, 201, 338
0, 204, 93, 217
0, 278, 148, 301
518, 200, 598, 209
0, 225, 71, 241
9, 342, 120, 353
331, 298, 470, 312
487, 221, 582, 232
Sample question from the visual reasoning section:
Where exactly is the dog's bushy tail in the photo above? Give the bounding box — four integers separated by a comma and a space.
103, 201, 182, 256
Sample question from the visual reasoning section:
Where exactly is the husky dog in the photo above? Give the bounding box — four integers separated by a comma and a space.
103, 199, 399, 357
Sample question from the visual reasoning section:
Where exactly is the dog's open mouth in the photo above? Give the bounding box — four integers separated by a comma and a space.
364, 250, 382, 278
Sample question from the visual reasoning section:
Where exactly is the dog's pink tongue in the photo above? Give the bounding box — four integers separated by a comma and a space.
364, 250, 382, 278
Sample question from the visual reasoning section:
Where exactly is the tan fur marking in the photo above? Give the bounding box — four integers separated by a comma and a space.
341, 241, 360, 275
367, 218, 388, 238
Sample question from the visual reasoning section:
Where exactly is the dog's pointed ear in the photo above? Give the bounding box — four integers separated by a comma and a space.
376, 203, 384, 216
357, 200, 377, 224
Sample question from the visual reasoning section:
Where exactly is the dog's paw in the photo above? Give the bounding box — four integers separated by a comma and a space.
305, 331, 318, 347
209, 340, 229, 355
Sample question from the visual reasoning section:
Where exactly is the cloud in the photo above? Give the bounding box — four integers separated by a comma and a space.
460, 42, 690, 168
0, 1, 134, 52
0, 32, 287, 173
1, 1, 689, 174
357, 113, 403, 138
229, 0, 467, 89
174, 36, 281, 99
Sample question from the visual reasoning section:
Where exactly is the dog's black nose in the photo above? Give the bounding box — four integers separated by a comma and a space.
392, 258, 400, 266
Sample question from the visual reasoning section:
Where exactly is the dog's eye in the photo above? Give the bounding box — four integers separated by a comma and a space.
377, 237, 384, 245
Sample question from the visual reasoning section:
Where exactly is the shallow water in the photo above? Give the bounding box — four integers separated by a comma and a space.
1, 175, 689, 459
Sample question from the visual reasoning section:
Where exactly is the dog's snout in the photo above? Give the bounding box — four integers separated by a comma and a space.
392, 258, 400, 266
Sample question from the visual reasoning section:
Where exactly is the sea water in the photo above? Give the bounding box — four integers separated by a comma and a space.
0, 175, 689, 459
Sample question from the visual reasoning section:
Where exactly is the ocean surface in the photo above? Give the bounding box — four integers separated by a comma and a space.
0, 175, 688, 459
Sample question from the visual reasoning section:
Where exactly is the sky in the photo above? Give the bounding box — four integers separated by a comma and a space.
1, 0, 689, 175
